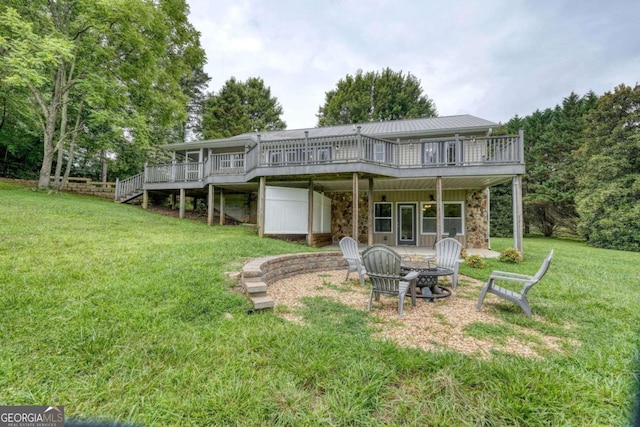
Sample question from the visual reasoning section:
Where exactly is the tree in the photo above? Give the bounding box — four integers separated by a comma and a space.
317, 68, 437, 126
523, 92, 598, 236
491, 92, 599, 238
576, 84, 640, 251
0, 62, 42, 178
0, 0, 207, 189
490, 116, 525, 237
201, 77, 286, 139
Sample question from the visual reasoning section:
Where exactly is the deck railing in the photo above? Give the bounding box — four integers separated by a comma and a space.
211, 153, 245, 174
257, 133, 522, 168
145, 161, 206, 183
115, 172, 144, 201
140, 133, 523, 185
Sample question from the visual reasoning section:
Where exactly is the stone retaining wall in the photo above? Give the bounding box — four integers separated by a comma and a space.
63, 177, 115, 199
1, 177, 116, 199
240, 252, 346, 310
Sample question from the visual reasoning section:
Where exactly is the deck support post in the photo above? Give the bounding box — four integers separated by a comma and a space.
352, 172, 359, 241
368, 178, 374, 246
307, 179, 314, 246
258, 176, 266, 238
219, 190, 225, 225
170, 193, 176, 210
436, 176, 443, 241
513, 174, 524, 258
179, 188, 185, 219
142, 190, 148, 210
207, 184, 215, 226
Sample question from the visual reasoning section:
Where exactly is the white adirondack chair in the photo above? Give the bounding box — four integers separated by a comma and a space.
476, 250, 554, 318
362, 245, 419, 318
434, 238, 464, 290
339, 236, 366, 286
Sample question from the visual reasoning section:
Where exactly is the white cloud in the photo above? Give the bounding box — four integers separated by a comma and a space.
187, 0, 640, 129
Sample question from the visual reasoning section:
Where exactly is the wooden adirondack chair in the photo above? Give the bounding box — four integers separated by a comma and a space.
339, 236, 366, 286
362, 245, 419, 318
476, 250, 554, 318
434, 237, 464, 290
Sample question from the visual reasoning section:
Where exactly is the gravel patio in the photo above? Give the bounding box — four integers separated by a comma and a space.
268, 269, 572, 359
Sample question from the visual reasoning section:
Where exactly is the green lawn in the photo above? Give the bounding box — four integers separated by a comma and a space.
1, 180, 639, 426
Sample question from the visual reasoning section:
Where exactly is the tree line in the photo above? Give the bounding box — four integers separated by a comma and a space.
490, 84, 639, 251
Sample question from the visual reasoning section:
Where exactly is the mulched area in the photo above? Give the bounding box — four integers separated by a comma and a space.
268, 270, 575, 359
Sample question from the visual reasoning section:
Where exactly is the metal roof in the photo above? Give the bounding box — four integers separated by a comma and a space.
165, 114, 498, 150
240, 114, 497, 140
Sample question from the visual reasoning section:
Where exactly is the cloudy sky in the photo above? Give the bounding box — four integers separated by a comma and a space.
186, 0, 639, 130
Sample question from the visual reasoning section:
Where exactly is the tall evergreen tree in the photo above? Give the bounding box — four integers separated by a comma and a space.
576, 84, 640, 251
201, 77, 286, 139
491, 92, 598, 238
490, 115, 524, 237
525, 92, 598, 236
317, 68, 437, 126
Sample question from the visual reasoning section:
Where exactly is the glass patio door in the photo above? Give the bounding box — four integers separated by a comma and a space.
397, 203, 416, 246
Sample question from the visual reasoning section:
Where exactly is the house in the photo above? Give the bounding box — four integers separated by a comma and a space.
115, 114, 525, 253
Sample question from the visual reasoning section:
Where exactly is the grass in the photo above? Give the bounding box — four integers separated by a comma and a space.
1, 180, 639, 426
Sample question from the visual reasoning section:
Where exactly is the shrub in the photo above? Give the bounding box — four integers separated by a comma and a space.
499, 248, 521, 263
465, 254, 485, 269
460, 247, 468, 259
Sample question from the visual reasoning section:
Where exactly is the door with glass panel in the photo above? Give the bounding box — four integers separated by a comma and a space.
185, 151, 201, 181
397, 203, 416, 246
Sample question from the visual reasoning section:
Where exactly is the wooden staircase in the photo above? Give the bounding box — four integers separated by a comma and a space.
115, 173, 144, 203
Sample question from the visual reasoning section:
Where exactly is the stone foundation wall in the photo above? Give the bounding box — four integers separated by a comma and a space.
465, 189, 489, 249
328, 192, 368, 242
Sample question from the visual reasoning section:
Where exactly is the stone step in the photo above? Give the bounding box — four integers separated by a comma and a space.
251, 296, 274, 310
243, 280, 267, 295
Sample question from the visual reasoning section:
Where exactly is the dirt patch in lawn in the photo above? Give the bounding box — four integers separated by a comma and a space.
268, 270, 575, 359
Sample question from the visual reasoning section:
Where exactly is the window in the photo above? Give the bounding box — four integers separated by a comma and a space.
308, 145, 332, 163
233, 155, 244, 169
374, 202, 392, 233
445, 141, 458, 164
285, 149, 302, 163
268, 150, 283, 164
443, 202, 463, 234
423, 143, 439, 164
421, 201, 464, 234
421, 203, 437, 233
314, 146, 332, 162
219, 154, 244, 170
374, 142, 386, 162
423, 140, 460, 164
